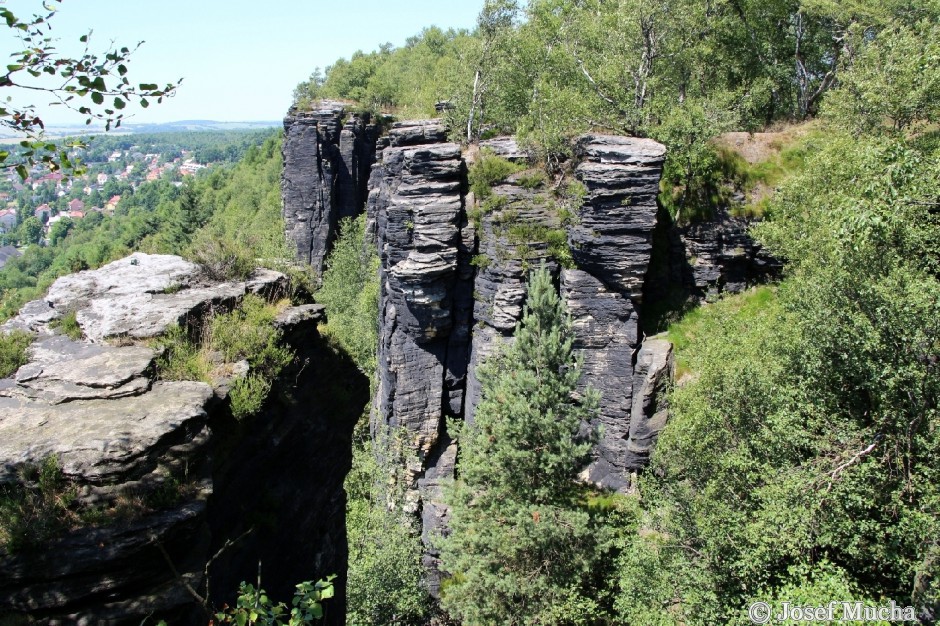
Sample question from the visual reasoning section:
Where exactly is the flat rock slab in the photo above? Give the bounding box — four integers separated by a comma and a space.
4, 336, 154, 405
2, 253, 286, 342
0, 381, 213, 484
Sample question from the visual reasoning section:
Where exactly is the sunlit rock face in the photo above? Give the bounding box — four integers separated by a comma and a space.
0, 254, 364, 625
283, 108, 680, 593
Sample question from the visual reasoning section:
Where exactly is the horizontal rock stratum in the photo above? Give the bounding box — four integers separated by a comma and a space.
0, 253, 359, 625
280, 105, 679, 595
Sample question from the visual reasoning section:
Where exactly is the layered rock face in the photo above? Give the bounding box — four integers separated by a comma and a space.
676, 205, 781, 300
282, 101, 380, 275
282, 110, 677, 591
366, 122, 471, 590
0, 254, 365, 624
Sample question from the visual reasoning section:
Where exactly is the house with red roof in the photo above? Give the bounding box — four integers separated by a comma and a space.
104, 195, 122, 214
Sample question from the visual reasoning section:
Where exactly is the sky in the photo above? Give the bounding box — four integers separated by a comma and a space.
1, 0, 484, 125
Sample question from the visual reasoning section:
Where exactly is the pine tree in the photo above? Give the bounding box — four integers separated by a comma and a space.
440, 264, 608, 625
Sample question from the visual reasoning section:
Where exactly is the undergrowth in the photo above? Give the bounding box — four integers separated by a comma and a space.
0, 456, 76, 552
153, 293, 294, 419
0, 330, 34, 378
666, 286, 777, 379
0, 455, 200, 552
49, 310, 83, 340
660, 130, 816, 224
468, 149, 525, 200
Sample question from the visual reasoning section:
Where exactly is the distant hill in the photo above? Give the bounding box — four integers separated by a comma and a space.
118, 120, 281, 134
0, 120, 280, 141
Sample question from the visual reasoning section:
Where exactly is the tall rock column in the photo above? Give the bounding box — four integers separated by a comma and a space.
464, 135, 669, 492
566, 135, 668, 491
281, 101, 378, 275
369, 120, 472, 593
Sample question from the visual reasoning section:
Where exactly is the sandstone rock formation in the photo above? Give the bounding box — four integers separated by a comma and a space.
676, 205, 781, 300
281, 105, 682, 592
2, 252, 287, 342
282, 101, 380, 276
0, 255, 364, 625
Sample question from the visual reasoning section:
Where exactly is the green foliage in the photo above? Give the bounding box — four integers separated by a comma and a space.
185, 134, 292, 280
50, 310, 83, 340
293, 27, 478, 119
0, 456, 76, 552
229, 373, 273, 420
469, 254, 491, 269
748, 561, 892, 625
154, 295, 294, 420
153, 324, 210, 383
516, 169, 548, 189
346, 431, 431, 625
211, 294, 293, 378
621, 129, 940, 623
467, 149, 525, 199
823, 19, 940, 134
0, 330, 33, 378
215, 577, 336, 625
315, 214, 379, 375
504, 223, 573, 269
441, 264, 617, 624
17, 217, 42, 245
0, 1, 180, 176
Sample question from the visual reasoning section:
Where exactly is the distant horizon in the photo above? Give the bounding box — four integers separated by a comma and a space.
0, 119, 283, 145
0, 1, 483, 128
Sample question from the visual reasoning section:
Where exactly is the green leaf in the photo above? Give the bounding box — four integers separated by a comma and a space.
113, 97, 125, 109
6, 64, 23, 72
235, 612, 247, 626
15, 164, 27, 180
90, 91, 103, 105
139, 83, 158, 91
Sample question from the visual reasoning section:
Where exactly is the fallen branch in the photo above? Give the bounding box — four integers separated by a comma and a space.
825, 434, 882, 493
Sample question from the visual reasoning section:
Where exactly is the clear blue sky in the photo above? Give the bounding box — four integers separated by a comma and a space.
2, 0, 484, 125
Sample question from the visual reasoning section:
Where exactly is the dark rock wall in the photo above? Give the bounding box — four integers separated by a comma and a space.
206, 310, 367, 626
675, 206, 781, 300
282, 102, 379, 276
282, 112, 686, 594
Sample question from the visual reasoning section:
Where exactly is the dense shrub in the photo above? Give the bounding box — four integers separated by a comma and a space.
0, 330, 34, 378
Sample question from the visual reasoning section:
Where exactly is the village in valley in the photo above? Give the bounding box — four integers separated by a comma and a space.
0, 140, 211, 264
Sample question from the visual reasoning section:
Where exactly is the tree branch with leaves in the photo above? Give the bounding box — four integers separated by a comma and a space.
0, 0, 181, 178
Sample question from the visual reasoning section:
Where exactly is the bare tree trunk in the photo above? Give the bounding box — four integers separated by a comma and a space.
467, 69, 481, 142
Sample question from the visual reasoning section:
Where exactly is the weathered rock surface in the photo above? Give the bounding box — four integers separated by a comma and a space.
2, 252, 287, 342
282, 112, 678, 595
570, 135, 667, 300
0, 254, 363, 625
464, 181, 561, 423
626, 337, 674, 469
677, 206, 781, 300
282, 102, 379, 275
0, 379, 212, 485
371, 123, 470, 462
479, 136, 527, 162
562, 269, 638, 491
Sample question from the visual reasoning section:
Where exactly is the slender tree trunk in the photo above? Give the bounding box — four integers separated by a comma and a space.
468, 69, 481, 142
